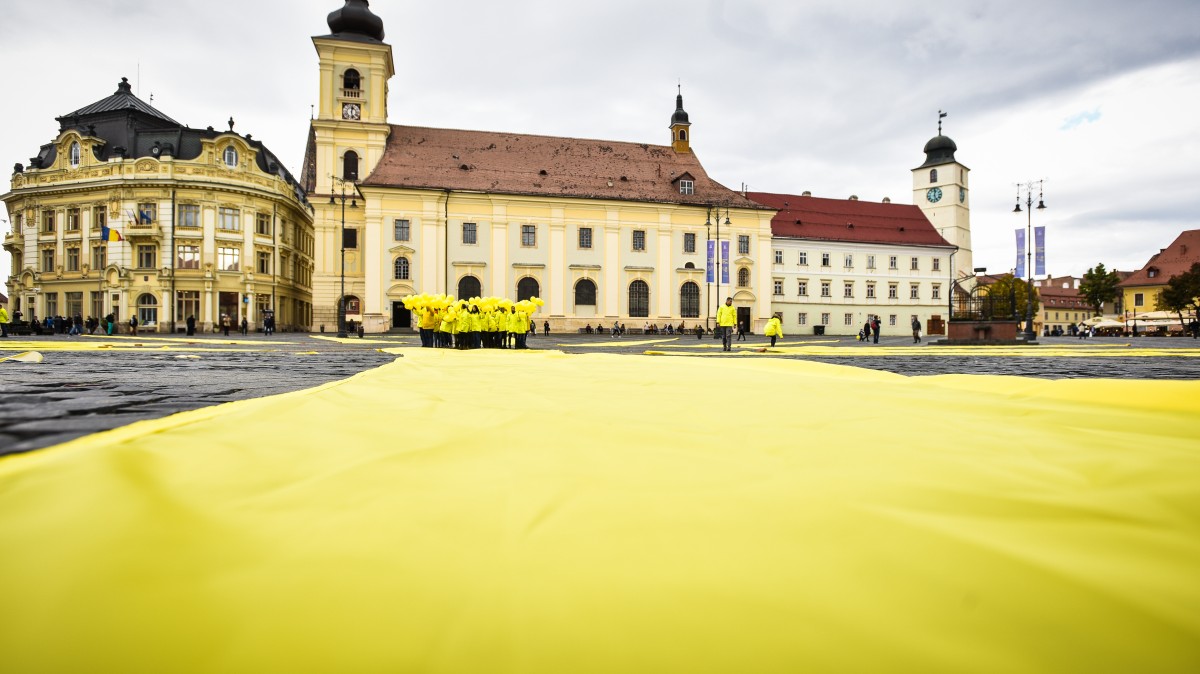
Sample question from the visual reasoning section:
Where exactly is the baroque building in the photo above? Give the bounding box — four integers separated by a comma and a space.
754, 192, 955, 336
912, 124, 971, 285
301, 0, 774, 333
2, 79, 315, 332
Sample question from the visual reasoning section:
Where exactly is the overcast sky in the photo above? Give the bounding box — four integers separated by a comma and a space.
3, 0, 1199, 287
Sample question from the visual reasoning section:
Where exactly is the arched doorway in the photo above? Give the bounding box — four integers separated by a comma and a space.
517, 277, 540, 301
137, 293, 158, 327
680, 282, 700, 318
458, 275, 482, 300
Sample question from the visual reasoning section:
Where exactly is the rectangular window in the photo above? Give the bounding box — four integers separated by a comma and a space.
932, 284, 941, 300
844, 313, 854, 326
45, 292, 58, 317
579, 227, 593, 249
867, 255, 876, 269
820, 312, 830, 326
177, 245, 200, 270
738, 235, 750, 255
41, 248, 55, 271
798, 313, 807, 325
256, 213, 272, 236
177, 291, 200, 323
798, 251, 808, 266
42, 210, 55, 233
773, 279, 783, 296
394, 219, 410, 241
632, 230, 646, 251
257, 251, 271, 274
66, 208, 81, 231
821, 253, 830, 267
91, 291, 102, 319
910, 284, 920, 299
843, 282, 854, 298
820, 281, 831, 298
92, 245, 106, 271
888, 283, 899, 299
683, 232, 695, 253
218, 207, 240, 231
137, 245, 157, 269
178, 204, 200, 229
66, 247, 80, 271
866, 283, 876, 299
797, 280, 808, 296
137, 202, 157, 225
343, 228, 358, 250
774, 250, 783, 264
889, 314, 898, 327
462, 222, 477, 245
1134, 293, 1144, 307
679, 179, 694, 195
521, 224, 537, 247
844, 254, 853, 268
910, 257, 919, 271
66, 292, 83, 318
889, 256, 898, 270
932, 258, 941, 272
218, 247, 240, 271
92, 207, 106, 231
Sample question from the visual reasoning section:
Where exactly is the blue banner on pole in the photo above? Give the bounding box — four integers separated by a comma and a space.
706, 240, 715, 284
1015, 229, 1026, 278
720, 241, 730, 285
1034, 226, 1046, 277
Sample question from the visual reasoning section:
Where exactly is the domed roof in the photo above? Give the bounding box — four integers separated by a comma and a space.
327, 0, 385, 42
919, 134, 957, 168
671, 93, 690, 125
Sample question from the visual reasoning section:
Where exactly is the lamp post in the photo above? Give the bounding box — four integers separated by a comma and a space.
329, 176, 357, 338
1013, 180, 1046, 340
705, 205, 731, 331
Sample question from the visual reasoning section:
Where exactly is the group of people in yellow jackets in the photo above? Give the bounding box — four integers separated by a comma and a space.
716, 297, 784, 350
404, 294, 542, 350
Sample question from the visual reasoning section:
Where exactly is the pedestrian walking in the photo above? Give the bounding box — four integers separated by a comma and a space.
871, 316, 880, 344
717, 297, 737, 352
0, 305, 9, 338
186, 315, 196, 336
129, 315, 138, 336
221, 313, 231, 337
911, 316, 921, 343
737, 320, 747, 341
241, 317, 248, 336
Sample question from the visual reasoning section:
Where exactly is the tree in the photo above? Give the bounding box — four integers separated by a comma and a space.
1156, 262, 1200, 329
983, 275, 1040, 321
1079, 263, 1121, 315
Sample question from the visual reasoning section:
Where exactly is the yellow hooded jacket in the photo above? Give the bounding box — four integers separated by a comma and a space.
765, 317, 783, 338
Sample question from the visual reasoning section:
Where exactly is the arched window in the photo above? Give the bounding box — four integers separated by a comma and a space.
344, 296, 361, 315
137, 293, 158, 326
458, 275, 481, 299
929, 168, 938, 183
680, 282, 700, 318
69, 141, 80, 167
678, 129, 687, 141
684, 261, 696, 269
574, 279, 597, 306
738, 267, 750, 288
517, 277, 540, 302
393, 257, 410, 280
343, 151, 359, 181
223, 146, 238, 168
629, 280, 649, 318
343, 69, 361, 90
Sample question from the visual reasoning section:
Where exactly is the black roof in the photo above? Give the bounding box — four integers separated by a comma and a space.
58, 77, 178, 125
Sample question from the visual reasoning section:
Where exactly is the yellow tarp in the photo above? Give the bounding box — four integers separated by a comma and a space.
1, 349, 1198, 673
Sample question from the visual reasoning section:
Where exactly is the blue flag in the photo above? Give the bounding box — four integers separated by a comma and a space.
706, 240, 715, 284
1034, 226, 1046, 276
1015, 229, 1026, 278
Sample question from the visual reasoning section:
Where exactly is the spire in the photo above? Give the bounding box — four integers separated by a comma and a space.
670, 86, 692, 153
672, 87, 690, 126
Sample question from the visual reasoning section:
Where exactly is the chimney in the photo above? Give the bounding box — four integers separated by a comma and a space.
849, 195, 859, 201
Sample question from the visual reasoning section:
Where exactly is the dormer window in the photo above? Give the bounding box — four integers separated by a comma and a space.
1147, 268, 1158, 278
69, 141, 80, 167
223, 146, 238, 167
343, 69, 361, 90
679, 179, 694, 195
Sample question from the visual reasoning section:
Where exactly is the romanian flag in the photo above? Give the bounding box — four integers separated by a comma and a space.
99, 225, 123, 242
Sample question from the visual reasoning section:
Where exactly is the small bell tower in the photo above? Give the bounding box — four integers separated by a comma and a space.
670, 86, 691, 153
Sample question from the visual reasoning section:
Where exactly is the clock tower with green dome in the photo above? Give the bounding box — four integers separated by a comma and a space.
913, 113, 971, 284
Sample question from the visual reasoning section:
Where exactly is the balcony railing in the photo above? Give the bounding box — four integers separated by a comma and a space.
341, 88, 362, 99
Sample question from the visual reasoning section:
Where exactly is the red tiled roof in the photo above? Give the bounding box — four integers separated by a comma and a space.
1119, 229, 1200, 287
358, 125, 767, 209
745, 192, 953, 248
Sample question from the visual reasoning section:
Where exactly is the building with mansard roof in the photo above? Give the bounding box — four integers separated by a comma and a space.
3, 79, 315, 332
301, 0, 774, 333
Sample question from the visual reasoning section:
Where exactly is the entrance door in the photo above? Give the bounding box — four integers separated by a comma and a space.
737, 307, 751, 333
392, 301, 411, 329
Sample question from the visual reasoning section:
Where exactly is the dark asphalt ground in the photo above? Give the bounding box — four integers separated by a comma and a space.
2, 331, 1198, 456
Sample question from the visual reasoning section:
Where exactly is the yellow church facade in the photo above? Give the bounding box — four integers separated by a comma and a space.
302, 1, 774, 334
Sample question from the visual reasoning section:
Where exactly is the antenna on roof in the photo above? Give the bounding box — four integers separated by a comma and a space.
938, 110, 947, 135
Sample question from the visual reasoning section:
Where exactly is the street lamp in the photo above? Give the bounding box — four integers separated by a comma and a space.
329, 176, 357, 338
705, 205, 731, 331
1013, 180, 1046, 340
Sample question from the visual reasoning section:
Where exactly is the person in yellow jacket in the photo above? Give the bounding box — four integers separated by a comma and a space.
417, 307, 438, 348
0, 305, 9, 338
716, 296, 737, 352
468, 306, 482, 349
437, 310, 454, 349
455, 306, 471, 350
764, 313, 783, 347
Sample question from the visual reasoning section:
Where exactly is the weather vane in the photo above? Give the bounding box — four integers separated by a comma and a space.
938, 110, 947, 135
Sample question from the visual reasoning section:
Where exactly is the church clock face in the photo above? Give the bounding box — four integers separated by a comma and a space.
341, 103, 361, 120
926, 187, 943, 203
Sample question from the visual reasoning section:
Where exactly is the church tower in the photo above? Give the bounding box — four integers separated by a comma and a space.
913, 114, 971, 282
670, 88, 691, 153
